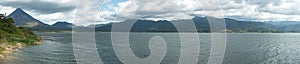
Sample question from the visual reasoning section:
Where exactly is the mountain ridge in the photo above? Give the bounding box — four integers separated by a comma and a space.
95, 16, 283, 32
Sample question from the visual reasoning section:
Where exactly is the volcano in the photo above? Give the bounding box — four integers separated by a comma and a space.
7, 8, 49, 27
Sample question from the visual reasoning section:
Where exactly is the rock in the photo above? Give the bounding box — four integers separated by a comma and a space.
16, 43, 23, 48
0, 55, 4, 59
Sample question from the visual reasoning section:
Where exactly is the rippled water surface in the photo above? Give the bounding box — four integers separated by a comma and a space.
5, 32, 300, 64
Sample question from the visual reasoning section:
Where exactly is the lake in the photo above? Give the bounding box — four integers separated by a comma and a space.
3, 32, 300, 64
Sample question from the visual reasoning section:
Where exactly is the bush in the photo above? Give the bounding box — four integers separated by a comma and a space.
0, 14, 40, 45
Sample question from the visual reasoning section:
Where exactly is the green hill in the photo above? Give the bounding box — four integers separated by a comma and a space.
0, 14, 40, 57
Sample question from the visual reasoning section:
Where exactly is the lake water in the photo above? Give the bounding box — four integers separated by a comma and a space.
3, 32, 300, 64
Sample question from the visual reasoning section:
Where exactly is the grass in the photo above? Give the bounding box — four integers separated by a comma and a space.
0, 47, 4, 54
0, 14, 41, 55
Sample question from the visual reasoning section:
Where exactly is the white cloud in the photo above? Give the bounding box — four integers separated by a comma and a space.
106, 0, 202, 21
35, 12, 73, 25
73, 0, 108, 26
0, 0, 77, 14
260, 0, 300, 15
0, 5, 15, 15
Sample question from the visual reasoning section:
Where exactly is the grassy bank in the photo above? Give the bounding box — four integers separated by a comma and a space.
0, 14, 41, 59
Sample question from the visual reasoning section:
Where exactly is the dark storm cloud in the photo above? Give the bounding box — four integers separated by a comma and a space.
0, 0, 76, 14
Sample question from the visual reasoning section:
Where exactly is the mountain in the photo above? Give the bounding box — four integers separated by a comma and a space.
51, 22, 74, 30
51, 22, 99, 31
87, 24, 107, 28
265, 21, 300, 28
7, 8, 55, 31
96, 16, 282, 33
278, 24, 300, 32
5, 8, 297, 32
223, 18, 278, 32
7, 8, 49, 27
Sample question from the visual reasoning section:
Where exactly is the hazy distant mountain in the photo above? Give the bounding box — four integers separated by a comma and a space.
278, 24, 300, 32
87, 24, 107, 28
7, 8, 49, 27
51, 22, 100, 31
266, 21, 300, 28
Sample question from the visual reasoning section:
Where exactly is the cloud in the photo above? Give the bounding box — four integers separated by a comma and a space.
35, 12, 74, 25
0, 0, 78, 25
103, 0, 244, 21
106, 0, 201, 21
1, 0, 300, 26
245, 0, 283, 7
0, 0, 76, 14
259, 0, 300, 15
73, 0, 108, 26
207, 0, 300, 21
0, 5, 15, 15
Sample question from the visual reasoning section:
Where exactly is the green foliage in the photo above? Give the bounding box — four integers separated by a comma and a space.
0, 14, 40, 45
0, 47, 4, 54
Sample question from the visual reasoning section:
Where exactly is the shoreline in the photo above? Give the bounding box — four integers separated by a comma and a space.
34, 30, 280, 33
0, 41, 41, 60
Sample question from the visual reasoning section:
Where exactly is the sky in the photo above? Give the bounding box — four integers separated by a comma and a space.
0, 0, 300, 26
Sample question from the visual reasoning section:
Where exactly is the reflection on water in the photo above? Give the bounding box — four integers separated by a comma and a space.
5, 33, 300, 64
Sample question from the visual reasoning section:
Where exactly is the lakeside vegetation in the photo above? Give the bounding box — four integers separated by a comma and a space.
0, 14, 41, 58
